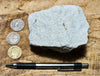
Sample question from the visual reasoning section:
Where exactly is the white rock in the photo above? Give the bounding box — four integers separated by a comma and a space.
28, 5, 89, 53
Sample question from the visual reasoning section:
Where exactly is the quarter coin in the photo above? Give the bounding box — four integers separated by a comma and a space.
10, 19, 25, 31
6, 32, 20, 45
8, 46, 22, 59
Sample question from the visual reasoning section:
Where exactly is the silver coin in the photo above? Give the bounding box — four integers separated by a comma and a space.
6, 32, 20, 45
10, 19, 25, 31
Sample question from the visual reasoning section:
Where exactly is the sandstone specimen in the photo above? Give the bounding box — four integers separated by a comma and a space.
28, 5, 89, 53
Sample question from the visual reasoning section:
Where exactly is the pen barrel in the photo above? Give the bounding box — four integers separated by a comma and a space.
13, 63, 88, 69
35, 63, 76, 69
6, 63, 89, 71
14, 63, 36, 69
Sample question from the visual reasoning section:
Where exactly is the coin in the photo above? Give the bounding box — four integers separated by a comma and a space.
6, 32, 20, 45
8, 46, 22, 59
10, 19, 25, 31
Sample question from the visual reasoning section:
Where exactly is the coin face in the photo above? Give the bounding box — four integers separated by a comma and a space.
10, 19, 25, 31
6, 32, 20, 45
8, 46, 22, 59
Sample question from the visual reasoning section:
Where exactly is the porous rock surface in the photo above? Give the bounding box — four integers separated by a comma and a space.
28, 5, 89, 53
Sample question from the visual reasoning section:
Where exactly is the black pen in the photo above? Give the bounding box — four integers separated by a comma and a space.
6, 63, 89, 71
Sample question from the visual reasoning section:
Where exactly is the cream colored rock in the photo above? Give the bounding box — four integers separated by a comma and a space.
28, 5, 89, 53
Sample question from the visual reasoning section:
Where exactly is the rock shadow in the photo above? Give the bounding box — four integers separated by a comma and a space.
30, 45, 87, 62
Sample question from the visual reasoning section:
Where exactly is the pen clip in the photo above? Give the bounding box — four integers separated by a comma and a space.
57, 67, 82, 71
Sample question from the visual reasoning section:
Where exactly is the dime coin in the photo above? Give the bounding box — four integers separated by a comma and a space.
6, 32, 20, 45
8, 46, 22, 59
10, 19, 25, 31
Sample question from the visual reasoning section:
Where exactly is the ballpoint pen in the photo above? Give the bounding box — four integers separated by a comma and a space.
6, 63, 89, 71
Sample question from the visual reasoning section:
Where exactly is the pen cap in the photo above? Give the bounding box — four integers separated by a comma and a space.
82, 63, 89, 68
